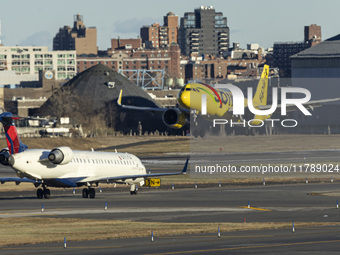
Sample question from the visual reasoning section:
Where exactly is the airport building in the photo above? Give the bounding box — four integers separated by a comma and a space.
53, 14, 97, 56
0, 46, 77, 81
290, 34, 340, 134
140, 12, 179, 49
179, 6, 229, 57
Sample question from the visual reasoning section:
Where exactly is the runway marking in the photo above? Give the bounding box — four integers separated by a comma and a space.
0, 207, 249, 218
239, 206, 272, 211
146, 239, 340, 255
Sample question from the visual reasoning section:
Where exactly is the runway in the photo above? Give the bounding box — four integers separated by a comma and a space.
0, 183, 339, 223
0, 151, 340, 253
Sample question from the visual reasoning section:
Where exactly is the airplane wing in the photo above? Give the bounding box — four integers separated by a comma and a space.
117, 90, 190, 113
78, 158, 189, 184
258, 97, 340, 112
117, 90, 168, 112
0, 177, 42, 185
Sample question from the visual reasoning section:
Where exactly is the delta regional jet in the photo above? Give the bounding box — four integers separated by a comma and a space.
0, 112, 188, 199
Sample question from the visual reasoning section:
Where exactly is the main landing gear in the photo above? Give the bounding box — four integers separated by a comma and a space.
192, 129, 205, 138
36, 186, 51, 199
82, 187, 96, 199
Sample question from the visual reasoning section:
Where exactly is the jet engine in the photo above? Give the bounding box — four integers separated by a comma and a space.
162, 109, 187, 129
0, 149, 10, 166
48, 146, 74, 165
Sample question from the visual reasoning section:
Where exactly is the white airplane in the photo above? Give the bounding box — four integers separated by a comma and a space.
0, 112, 188, 199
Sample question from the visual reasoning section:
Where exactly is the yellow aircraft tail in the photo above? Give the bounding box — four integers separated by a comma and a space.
250, 65, 270, 125
252, 64, 269, 107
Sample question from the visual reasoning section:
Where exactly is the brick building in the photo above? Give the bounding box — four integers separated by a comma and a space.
110, 38, 142, 50
181, 53, 265, 82
53, 14, 97, 55
140, 12, 178, 49
77, 43, 181, 79
273, 24, 321, 77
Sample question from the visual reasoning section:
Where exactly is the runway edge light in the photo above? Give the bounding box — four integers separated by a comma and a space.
64, 237, 67, 249
218, 226, 221, 238
151, 230, 154, 242
292, 222, 295, 233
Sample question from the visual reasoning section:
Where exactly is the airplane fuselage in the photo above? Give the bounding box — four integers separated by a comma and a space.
178, 83, 247, 120
9, 149, 146, 187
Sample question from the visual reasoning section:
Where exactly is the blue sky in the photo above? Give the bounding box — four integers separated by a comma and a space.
1, 0, 340, 50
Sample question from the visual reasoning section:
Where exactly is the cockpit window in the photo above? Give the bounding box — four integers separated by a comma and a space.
185, 88, 191, 91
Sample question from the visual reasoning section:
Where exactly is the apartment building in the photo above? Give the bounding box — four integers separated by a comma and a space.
0, 46, 77, 80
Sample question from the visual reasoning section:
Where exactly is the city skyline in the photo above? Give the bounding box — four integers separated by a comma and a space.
1, 0, 340, 51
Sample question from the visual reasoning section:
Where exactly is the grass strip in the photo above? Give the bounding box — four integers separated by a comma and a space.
0, 217, 339, 247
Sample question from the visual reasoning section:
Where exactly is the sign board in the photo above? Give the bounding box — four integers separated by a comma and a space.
145, 178, 161, 187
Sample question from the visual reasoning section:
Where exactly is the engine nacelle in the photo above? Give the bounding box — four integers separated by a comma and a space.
0, 149, 10, 166
162, 108, 186, 129
48, 146, 74, 165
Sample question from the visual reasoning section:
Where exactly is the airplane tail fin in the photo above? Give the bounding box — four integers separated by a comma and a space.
0, 112, 28, 154
252, 65, 269, 106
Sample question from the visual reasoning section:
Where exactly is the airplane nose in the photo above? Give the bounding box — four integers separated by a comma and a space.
179, 91, 190, 109
8, 155, 15, 166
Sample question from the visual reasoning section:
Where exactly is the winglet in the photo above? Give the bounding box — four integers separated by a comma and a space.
181, 158, 189, 174
117, 90, 123, 106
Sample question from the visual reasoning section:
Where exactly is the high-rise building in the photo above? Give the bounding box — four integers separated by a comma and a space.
140, 12, 179, 49
179, 6, 229, 57
53, 14, 97, 55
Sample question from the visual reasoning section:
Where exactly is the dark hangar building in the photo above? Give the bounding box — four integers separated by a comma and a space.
37, 64, 171, 133
290, 34, 340, 133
